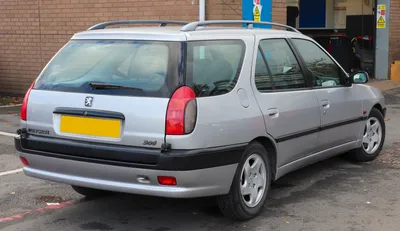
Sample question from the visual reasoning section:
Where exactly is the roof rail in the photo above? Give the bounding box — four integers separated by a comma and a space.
180, 20, 300, 33
88, 20, 189, 30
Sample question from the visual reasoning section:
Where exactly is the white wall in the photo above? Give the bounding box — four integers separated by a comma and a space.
287, 0, 299, 7
346, 0, 373, 15
326, 0, 335, 28
333, 0, 348, 28
334, 0, 374, 28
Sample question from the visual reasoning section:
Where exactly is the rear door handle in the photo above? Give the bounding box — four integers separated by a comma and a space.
267, 108, 279, 117
321, 99, 330, 109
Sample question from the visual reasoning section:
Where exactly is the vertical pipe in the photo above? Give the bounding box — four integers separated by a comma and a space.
361, 0, 364, 43
199, 0, 205, 59
199, 0, 205, 21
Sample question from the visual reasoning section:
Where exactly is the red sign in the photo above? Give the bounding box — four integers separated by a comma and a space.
255, 0, 260, 5
381, 9, 386, 15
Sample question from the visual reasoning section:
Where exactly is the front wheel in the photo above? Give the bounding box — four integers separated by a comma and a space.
217, 142, 271, 221
346, 108, 386, 162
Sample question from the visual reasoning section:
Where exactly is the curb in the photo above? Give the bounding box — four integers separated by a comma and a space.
0, 105, 20, 115
0, 104, 22, 108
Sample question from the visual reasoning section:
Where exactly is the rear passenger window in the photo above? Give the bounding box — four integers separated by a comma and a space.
258, 39, 306, 90
254, 48, 273, 91
185, 40, 245, 97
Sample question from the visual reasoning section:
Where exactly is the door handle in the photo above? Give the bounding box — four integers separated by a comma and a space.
321, 99, 330, 109
267, 108, 279, 117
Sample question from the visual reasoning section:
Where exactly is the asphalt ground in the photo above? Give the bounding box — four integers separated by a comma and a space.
0, 91, 399, 231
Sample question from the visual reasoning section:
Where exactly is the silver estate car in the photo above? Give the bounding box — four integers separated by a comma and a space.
15, 20, 386, 220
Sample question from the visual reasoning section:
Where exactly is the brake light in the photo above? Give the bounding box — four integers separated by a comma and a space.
166, 86, 197, 135
157, 176, 177, 186
20, 81, 35, 121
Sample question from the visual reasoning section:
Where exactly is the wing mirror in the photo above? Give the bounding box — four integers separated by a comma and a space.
351, 71, 369, 84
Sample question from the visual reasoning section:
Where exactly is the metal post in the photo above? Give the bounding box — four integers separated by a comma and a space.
375, 0, 390, 80
199, 0, 206, 58
199, 0, 205, 21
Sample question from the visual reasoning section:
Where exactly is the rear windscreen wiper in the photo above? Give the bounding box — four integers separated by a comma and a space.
89, 82, 143, 91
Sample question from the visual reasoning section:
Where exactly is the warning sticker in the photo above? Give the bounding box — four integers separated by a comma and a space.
377, 4, 386, 29
254, 6, 261, 22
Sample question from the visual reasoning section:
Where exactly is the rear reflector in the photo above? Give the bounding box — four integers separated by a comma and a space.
157, 176, 177, 186
20, 81, 35, 121
166, 86, 197, 135
20, 157, 29, 166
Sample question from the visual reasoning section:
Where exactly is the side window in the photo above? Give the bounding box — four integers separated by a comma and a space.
291, 39, 346, 87
259, 39, 306, 90
254, 48, 273, 91
186, 40, 245, 97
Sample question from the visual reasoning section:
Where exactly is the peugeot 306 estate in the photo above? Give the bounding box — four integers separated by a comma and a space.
15, 20, 386, 220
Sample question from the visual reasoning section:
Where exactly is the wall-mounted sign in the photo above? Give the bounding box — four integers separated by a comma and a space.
253, 0, 262, 22
243, 0, 271, 28
377, 4, 386, 29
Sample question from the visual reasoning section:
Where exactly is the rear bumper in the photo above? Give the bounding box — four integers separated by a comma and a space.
15, 135, 245, 171
15, 136, 245, 198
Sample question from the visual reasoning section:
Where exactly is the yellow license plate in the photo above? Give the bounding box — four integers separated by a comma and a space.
60, 115, 121, 138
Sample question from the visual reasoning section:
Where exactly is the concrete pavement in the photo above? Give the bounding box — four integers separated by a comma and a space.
367, 79, 400, 92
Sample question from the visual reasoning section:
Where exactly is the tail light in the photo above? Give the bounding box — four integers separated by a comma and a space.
166, 86, 197, 135
20, 81, 35, 121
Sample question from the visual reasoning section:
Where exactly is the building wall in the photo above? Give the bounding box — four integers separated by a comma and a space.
272, 0, 287, 25
390, 0, 400, 75
0, 0, 286, 94
346, 0, 374, 15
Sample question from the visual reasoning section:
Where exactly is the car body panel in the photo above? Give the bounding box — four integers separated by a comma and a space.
312, 86, 363, 151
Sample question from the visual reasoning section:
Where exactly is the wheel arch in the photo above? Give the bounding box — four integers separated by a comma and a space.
372, 103, 385, 117
250, 136, 278, 180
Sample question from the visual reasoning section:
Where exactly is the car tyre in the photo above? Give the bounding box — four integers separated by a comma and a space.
346, 108, 385, 162
71, 185, 113, 198
217, 141, 271, 221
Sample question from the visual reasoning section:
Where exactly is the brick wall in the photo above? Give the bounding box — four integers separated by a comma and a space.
0, 0, 42, 94
272, 0, 286, 25
390, 0, 400, 77
0, 0, 286, 95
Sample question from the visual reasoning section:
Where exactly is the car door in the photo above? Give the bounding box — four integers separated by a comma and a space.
289, 38, 363, 152
251, 36, 321, 168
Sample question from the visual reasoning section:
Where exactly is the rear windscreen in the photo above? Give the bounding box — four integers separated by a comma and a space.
34, 40, 183, 97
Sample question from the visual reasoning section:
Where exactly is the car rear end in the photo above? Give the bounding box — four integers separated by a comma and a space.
14, 28, 242, 198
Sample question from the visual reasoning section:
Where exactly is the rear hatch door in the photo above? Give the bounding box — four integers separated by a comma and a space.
23, 39, 184, 155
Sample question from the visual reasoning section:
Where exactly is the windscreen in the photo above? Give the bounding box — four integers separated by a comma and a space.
34, 40, 183, 97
